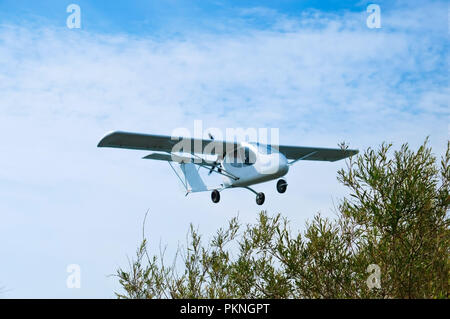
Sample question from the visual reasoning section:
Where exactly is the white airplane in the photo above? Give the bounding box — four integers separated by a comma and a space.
98, 131, 358, 205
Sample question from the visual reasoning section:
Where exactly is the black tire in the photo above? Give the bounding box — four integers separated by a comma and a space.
256, 192, 265, 205
276, 179, 287, 193
211, 189, 220, 203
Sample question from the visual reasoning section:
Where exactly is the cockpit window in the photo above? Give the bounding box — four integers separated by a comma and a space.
228, 147, 256, 167
249, 142, 274, 155
229, 149, 242, 168
243, 147, 255, 165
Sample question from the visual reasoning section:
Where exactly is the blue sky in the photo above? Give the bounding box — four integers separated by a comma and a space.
0, 1, 371, 33
0, 1, 448, 298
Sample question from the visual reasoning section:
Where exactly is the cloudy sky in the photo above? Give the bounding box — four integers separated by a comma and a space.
0, 0, 448, 298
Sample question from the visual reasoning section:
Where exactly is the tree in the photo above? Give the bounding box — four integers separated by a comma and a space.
115, 139, 449, 298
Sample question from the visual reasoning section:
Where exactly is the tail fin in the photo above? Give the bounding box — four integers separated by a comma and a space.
180, 163, 208, 193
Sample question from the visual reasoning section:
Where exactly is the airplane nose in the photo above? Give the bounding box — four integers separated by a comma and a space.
278, 154, 289, 175
260, 153, 289, 176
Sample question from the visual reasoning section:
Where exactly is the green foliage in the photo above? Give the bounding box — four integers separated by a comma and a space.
115, 139, 449, 299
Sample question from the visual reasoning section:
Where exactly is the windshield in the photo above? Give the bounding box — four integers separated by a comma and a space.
228, 147, 256, 167
249, 142, 274, 155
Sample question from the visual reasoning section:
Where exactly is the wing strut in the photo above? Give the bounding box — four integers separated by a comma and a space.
288, 151, 318, 165
168, 161, 189, 194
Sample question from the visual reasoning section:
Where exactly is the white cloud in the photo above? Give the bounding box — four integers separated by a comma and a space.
0, 2, 448, 297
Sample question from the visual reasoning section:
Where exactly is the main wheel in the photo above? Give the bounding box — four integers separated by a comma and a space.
276, 179, 287, 193
211, 189, 220, 203
256, 192, 265, 205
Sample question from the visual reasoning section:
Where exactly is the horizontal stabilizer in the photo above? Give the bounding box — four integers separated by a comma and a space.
142, 153, 192, 163
143, 153, 219, 168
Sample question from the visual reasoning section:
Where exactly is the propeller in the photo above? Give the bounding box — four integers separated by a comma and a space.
208, 133, 222, 175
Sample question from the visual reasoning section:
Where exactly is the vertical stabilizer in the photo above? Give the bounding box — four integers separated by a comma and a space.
180, 163, 208, 192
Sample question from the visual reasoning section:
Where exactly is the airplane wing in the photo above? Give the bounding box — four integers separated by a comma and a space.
276, 145, 358, 162
97, 131, 238, 156
98, 131, 358, 162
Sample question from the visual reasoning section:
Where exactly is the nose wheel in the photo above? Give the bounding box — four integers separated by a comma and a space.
211, 189, 220, 203
276, 179, 287, 193
256, 192, 265, 205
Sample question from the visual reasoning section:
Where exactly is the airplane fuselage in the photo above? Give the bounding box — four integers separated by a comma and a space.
222, 142, 289, 187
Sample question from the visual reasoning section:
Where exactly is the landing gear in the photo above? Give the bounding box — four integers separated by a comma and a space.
242, 186, 265, 205
256, 192, 265, 205
276, 179, 287, 193
211, 189, 220, 203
